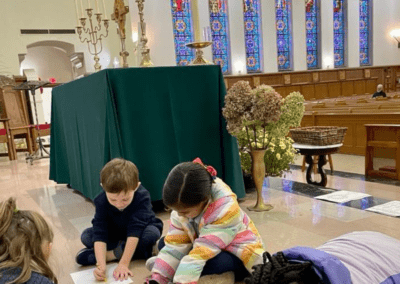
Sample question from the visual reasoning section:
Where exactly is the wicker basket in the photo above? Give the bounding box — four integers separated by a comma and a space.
290, 126, 348, 146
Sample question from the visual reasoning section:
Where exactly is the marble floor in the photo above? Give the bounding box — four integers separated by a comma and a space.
0, 152, 399, 284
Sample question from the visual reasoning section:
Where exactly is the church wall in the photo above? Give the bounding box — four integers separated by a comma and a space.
0, 0, 137, 77
1, 0, 400, 80
129, 0, 400, 73
372, 0, 400, 66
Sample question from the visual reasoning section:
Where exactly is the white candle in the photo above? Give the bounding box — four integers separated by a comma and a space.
87, 0, 91, 9
74, 0, 80, 25
102, 0, 107, 19
80, 0, 84, 17
95, 0, 99, 13
191, 0, 200, 42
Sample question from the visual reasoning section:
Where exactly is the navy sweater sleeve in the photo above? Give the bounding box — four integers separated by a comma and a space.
92, 192, 109, 243
127, 187, 155, 238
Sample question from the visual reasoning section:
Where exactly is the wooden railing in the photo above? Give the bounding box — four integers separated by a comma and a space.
224, 65, 400, 101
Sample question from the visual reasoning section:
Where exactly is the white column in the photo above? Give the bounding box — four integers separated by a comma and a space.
228, 0, 246, 74
321, 0, 334, 69
348, 0, 360, 67
292, 0, 307, 71
261, 0, 278, 73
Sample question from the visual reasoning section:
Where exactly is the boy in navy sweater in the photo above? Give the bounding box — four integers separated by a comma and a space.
76, 158, 163, 281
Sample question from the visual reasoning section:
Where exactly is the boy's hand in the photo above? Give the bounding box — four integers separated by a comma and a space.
94, 264, 106, 281
113, 263, 133, 281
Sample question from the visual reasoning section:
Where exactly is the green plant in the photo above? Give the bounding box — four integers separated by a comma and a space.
223, 81, 305, 176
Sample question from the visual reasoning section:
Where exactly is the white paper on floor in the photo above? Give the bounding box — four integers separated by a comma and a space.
366, 201, 400, 217
70, 263, 133, 284
315, 190, 371, 203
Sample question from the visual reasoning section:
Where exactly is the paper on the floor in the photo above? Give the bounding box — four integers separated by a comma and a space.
315, 190, 371, 203
366, 201, 400, 217
70, 263, 133, 284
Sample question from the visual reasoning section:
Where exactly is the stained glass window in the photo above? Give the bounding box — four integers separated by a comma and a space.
359, 0, 372, 66
209, 0, 231, 74
275, 0, 293, 71
333, 0, 347, 67
305, 0, 321, 69
243, 0, 263, 73
170, 0, 195, 66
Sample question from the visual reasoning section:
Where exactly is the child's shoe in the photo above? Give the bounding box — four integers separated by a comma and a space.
75, 248, 96, 266
145, 256, 157, 271
198, 272, 235, 284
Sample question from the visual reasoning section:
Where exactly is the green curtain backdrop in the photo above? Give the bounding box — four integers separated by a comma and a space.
50, 65, 245, 201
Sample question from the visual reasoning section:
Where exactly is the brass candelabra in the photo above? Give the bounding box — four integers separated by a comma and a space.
136, 0, 153, 67
77, 9, 109, 71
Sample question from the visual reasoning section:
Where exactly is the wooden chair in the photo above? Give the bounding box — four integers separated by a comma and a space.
0, 85, 34, 155
0, 118, 16, 160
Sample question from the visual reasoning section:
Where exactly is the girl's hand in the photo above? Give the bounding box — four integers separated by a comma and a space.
93, 264, 106, 281
113, 263, 133, 281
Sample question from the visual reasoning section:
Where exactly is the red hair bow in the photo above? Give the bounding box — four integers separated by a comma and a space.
193, 157, 217, 178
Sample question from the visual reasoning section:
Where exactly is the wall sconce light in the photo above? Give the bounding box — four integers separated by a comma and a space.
390, 29, 400, 48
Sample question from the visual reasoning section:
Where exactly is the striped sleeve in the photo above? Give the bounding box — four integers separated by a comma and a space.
174, 195, 244, 284
151, 211, 192, 284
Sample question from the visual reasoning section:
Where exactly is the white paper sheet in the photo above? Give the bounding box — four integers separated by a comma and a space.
315, 190, 371, 203
366, 201, 400, 217
70, 263, 133, 284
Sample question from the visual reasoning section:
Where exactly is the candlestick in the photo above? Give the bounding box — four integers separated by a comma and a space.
102, 0, 108, 19
191, 0, 200, 42
95, 0, 99, 13
76, 7, 110, 71
136, 0, 153, 66
74, 0, 80, 25
80, 0, 84, 17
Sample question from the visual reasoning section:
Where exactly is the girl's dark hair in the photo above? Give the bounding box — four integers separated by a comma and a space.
244, 251, 322, 284
163, 162, 213, 207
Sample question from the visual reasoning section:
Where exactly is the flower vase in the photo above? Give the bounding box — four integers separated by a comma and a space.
248, 149, 274, 212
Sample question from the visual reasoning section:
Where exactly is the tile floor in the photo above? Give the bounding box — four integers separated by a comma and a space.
0, 152, 399, 284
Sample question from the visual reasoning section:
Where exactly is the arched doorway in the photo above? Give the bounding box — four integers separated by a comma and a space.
19, 40, 86, 83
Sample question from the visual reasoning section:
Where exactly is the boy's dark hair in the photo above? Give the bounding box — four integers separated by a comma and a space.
100, 158, 139, 193
244, 251, 322, 284
163, 162, 213, 207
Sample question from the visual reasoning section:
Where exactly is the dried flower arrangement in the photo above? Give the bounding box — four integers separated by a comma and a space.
223, 81, 305, 176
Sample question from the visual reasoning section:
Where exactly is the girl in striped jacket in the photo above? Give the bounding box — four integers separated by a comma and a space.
147, 159, 265, 284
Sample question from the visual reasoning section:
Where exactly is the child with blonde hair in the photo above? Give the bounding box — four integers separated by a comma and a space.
146, 158, 265, 284
0, 197, 57, 284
